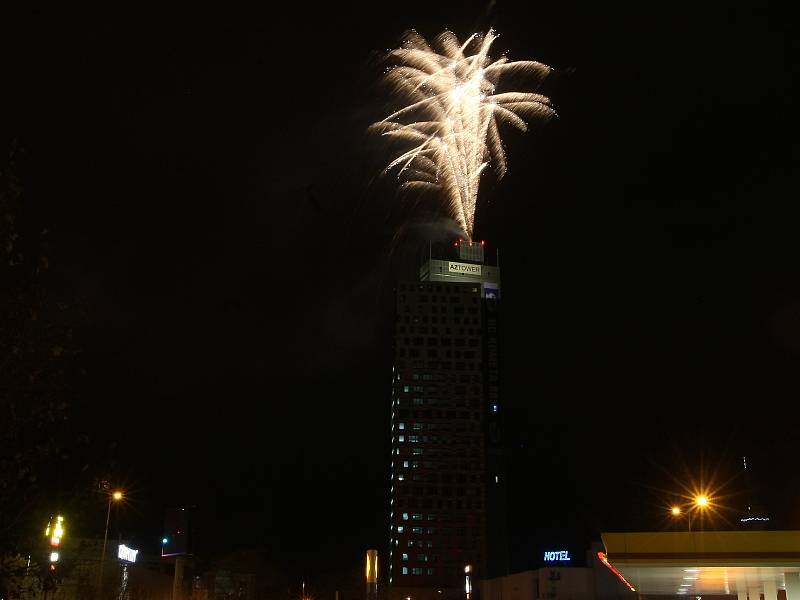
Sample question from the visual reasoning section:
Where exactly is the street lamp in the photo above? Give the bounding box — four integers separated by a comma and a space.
669, 495, 711, 532
97, 489, 124, 600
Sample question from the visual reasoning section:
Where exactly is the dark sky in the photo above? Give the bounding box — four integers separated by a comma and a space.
4, 0, 800, 580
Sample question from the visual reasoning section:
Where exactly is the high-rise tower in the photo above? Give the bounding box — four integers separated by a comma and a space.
388, 240, 507, 600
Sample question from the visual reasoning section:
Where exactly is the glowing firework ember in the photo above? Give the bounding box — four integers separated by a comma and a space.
371, 29, 555, 239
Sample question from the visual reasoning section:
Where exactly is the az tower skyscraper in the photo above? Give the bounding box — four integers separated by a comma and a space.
388, 240, 507, 600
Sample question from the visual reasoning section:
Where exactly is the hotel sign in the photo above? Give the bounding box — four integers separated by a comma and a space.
544, 550, 571, 562
448, 261, 481, 276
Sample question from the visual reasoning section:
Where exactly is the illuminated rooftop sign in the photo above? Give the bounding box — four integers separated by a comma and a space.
118, 544, 139, 563
544, 550, 571, 562
448, 261, 481, 276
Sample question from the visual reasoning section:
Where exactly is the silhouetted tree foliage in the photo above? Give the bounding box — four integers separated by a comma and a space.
0, 140, 89, 597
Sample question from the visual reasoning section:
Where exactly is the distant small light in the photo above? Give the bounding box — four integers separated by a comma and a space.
49, 552, 59, 562
161, 537, 168, 545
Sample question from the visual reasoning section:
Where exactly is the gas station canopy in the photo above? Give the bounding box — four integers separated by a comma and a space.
601, 531, 800, 599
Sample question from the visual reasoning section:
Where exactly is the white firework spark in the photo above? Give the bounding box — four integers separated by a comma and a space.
371, 29, 555, 239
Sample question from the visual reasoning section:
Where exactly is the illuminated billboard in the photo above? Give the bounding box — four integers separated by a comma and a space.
118, 544, 138, 563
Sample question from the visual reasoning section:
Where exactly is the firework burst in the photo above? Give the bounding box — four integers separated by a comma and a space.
371, 29, 555, 239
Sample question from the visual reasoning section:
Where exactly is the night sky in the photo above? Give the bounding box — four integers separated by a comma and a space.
4, 0, 799, 581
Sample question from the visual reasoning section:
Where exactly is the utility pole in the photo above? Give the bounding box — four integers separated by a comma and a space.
172, 556, 185, 600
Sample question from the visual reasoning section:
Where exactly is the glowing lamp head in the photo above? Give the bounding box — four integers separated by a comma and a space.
161, 537, 168, 545
112, 491, 123, 501
695, 495, 709, 508
671, 506, 681, 515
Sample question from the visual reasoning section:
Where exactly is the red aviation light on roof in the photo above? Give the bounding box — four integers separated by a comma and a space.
480, 240, 485, 245
597, 552, 636, 592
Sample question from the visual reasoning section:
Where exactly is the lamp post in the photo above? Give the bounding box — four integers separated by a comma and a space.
97, 490, 123, 600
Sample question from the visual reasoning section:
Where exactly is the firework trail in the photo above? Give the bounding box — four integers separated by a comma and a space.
371, 29, 555, 240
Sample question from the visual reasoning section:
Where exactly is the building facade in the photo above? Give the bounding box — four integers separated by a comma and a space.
388, 240, 507, 600
480, 545, 633, 600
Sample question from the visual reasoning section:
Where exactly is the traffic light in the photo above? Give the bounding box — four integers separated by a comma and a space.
161, 508, 192, 557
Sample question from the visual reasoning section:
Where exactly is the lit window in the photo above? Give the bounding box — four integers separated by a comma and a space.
398, 474, 405, 481
412, 513, 423, 520
403, 461, 410, 467
403, 386, 410, 392
397, 527, 404, 533
403, 513, 409, 520
402, 553, 408, 561
427, 568, 434, 575
495, 475, 499, 483
412, 568, 424, 575
402, 567, 409, 575
491, 404, 498, 413
398, 423, 405, 430
399, 436, 405, 442
418, 553, 428, 561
